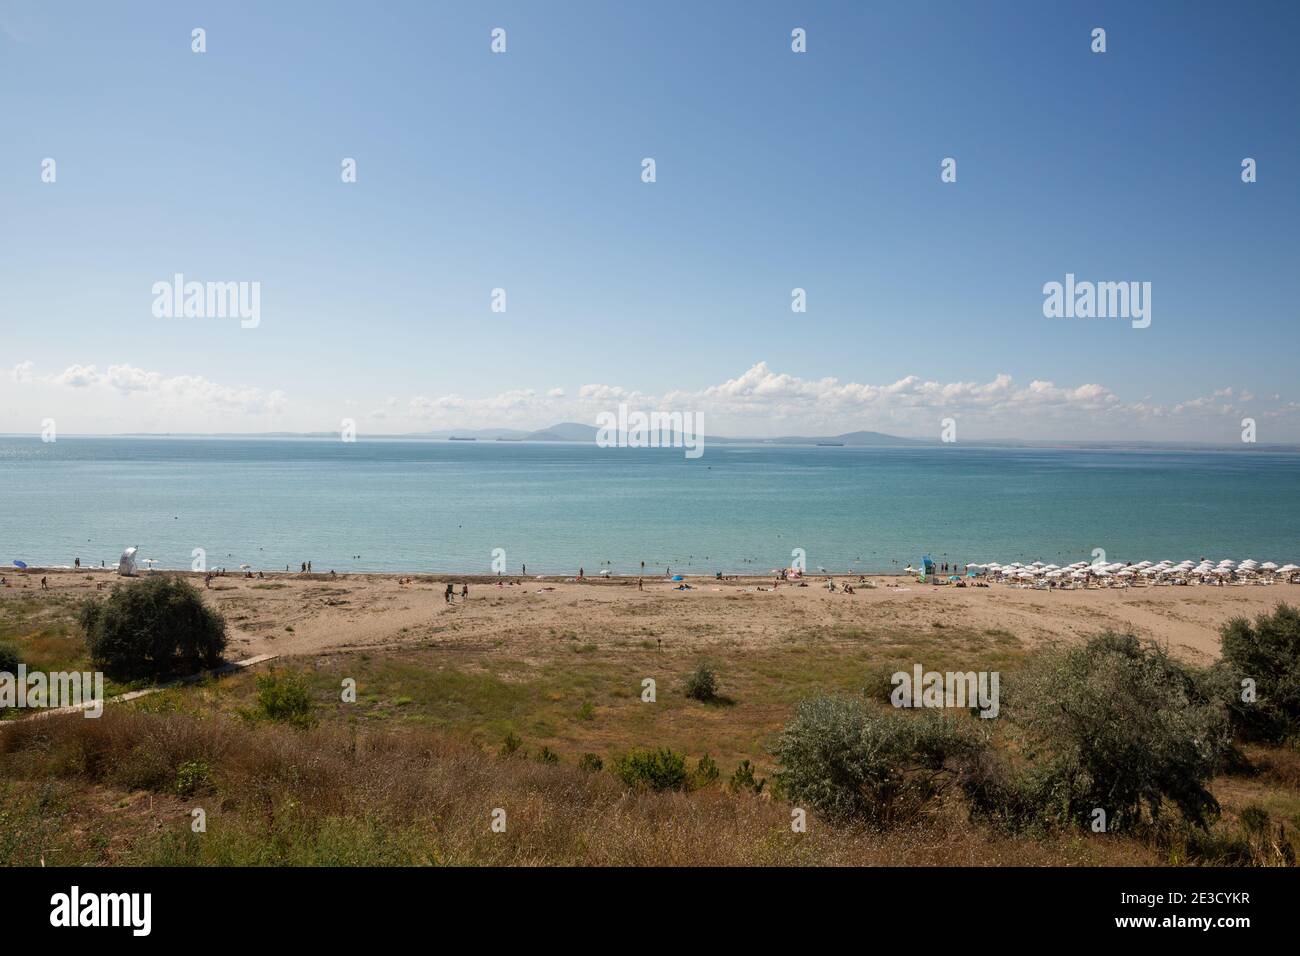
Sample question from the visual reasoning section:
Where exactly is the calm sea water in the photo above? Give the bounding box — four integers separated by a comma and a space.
1, 438, 1298, 575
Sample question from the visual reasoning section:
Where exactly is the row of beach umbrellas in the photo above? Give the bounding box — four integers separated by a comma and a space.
955, 558, 1299, 586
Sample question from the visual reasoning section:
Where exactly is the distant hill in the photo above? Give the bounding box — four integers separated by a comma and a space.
744, 430, 923, 447
521, 424, 919, 445
400, 428, 534, 440
113, 424, 924, 444
524, 422, 601, 442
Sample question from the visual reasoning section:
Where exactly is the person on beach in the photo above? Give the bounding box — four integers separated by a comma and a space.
307, 561, 312, 573
74, 557, 80, 569
578, 566, 584, 580
461, 583, 468, 598
41, 576, 48, 590
445, 583, 454, 603
637, 577, 643, 591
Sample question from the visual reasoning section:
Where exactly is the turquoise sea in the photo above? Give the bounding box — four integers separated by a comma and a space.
1, 438, 1297, 575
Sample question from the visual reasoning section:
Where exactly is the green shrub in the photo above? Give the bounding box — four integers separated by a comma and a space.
578, 700, 596, 721
983, 632, 1231, 832
614, 747, 689, 791
863, 661, 910, 705
536, 746, 560, 764
80, 576, 227, 682
692, 753, 720, 788
253, 671, 316, 728
728, 759, 766, 795
0, 641, 21, 675
1217, 604, 1300, 743
684, 663, 718, 702
577, 752, 603, 773
174, 759, 211, 797
498, 731, 523, 757
773, 695, 979, 825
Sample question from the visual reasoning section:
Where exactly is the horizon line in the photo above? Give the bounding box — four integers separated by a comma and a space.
2, 431, 1297, 451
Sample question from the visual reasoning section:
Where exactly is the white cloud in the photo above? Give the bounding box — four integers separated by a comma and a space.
18, 362, 286, 415
10, 359, 1294, 440
52, 363, 101, 388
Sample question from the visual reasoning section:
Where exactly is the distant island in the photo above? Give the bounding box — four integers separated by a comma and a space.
107, 423, 926, 445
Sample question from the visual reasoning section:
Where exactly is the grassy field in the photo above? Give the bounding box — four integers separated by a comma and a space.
129, 620, 1030, 775
1, 587, 1297, 866
0, 591, 140, 716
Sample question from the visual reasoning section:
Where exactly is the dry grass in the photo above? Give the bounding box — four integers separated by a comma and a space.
0, 708, 1156, 867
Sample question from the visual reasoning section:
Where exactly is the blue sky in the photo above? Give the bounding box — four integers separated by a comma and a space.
2, 0, 1297, 440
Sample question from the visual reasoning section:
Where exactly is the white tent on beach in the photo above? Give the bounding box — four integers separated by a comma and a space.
118, 547, 139, 577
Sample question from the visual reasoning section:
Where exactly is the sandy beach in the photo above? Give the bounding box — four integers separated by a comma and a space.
7, 567, 1295, 664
